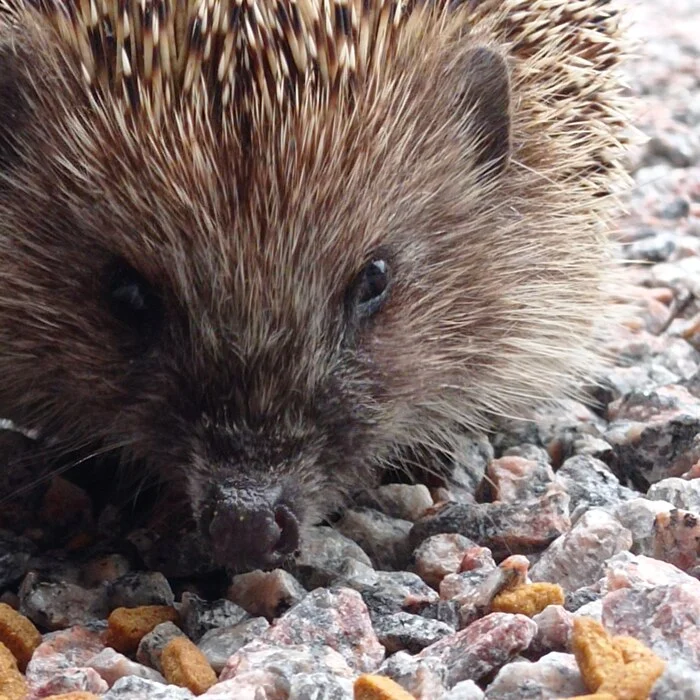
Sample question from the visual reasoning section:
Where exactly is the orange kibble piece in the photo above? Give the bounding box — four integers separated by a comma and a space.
567, 695, 616, 700
43, 694, 102, 700
161, 636, 217, 695
0, 642, 28, 700
354, 674, 416, 700
0, 602, 42, 671
491, 582, 565, 617
572, 617, 624, 692
106, 605, 179, 655
597, 637, 665, 700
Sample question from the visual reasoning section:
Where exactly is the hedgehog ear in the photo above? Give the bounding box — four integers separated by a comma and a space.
456, 46, 512, 179
0, 42, 29, 173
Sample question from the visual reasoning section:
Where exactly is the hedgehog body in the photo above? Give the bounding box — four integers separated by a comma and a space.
0, 0, 630, 569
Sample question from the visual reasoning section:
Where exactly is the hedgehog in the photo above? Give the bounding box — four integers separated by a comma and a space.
0, 0, 630, 571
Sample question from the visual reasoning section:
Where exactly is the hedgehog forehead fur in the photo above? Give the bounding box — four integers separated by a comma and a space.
0, 0, 631, 548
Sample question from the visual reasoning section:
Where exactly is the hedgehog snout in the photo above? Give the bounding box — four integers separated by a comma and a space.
203, 478, 301, 570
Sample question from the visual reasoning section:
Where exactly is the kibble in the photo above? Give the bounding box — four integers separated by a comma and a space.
0, 602, 42, 671
161, 636, 217, 695
0, 642, 28, 700
106, 605, 180, 655
354, 674, 416, 700
491, 582, 565, 617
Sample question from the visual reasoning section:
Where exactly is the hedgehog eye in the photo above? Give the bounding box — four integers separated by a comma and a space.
349, 259, 390, 319
104, 258, 162, 341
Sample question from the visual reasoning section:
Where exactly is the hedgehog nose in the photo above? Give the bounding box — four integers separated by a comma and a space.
207, 488, 300, 570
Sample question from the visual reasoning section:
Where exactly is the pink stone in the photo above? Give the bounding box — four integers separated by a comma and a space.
263, 588, 384, 673
530, 510, 633, 591
220, 640, 353, 683
652, 508, 700, 573
28, 667, 109, 699
88, 647, 166, 685
26, 626, 106, 693
531, 605, 574, 654
418, 612, 537, 686
412, 534, 479, 589
201, 672, 287, 699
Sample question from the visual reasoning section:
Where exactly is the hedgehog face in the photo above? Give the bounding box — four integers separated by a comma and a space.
0, 20, 517, 570
0, 0, 628, 573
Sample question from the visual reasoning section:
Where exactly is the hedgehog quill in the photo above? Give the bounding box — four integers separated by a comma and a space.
0, 0, 630, 572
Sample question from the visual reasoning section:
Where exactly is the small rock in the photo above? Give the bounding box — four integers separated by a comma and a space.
0, 530, 36, 589
28, 667, 109, 697
529, 509, 633, 590
106, 571, 175, 609
410, 488, 571, 559
376, 651, 449, 700
135, 621, 187, 672
372, 612, 453, 654
446, 434, 494, 498
613, 498, 675, 555
219, 639, 354, 684
439, 567, 506, 629
601, 553, 700, 667
263, 587, 385, 673
651, 660, 700, 699
26, 626, 107, 693
335, 508, 413, 570
87, 647, 166, 684
530, 605, 574, 655
329, 559, 379, 590
290, 526, 373, 589
19, 574, 109, 630
418, 600, 461, 629
348, 571, 439, 621
605, 384, 700, 486
484, 652, 587, 698
355, 484, 433, 522
287, 672, 354, 699
564, 588, 601, 613
180, 592, 250, 642
103, 676, 196, 699
652, 508, 700, 573
200, 671, 284, 698
411, 534, 479, 589
418, 612, 538, 686
486, 456, 556, 503
226, 569, 307, 621
442, 679, 486, 699
648, 477, 700, 513
555, 455, 635, 512
198, 617, 270, 673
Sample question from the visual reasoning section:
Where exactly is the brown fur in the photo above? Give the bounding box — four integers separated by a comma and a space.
0, 0, 630, 561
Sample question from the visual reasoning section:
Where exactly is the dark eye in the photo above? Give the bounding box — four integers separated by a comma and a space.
349, 259, 390, 319
104, 258, 162, 343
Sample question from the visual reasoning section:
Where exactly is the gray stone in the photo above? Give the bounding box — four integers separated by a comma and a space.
198, 617, 270, 673
373, 611, 454, 654
104, 676, 196, 699
106, 571, 175, 609
651, 660, 700, 699
484, 652, 587, 699
336, 508, 413, 571
648, 477, 700, 513
180, 592, 250, 641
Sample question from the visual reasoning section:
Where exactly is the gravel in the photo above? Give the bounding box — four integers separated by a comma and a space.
2, 0, 700, 698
